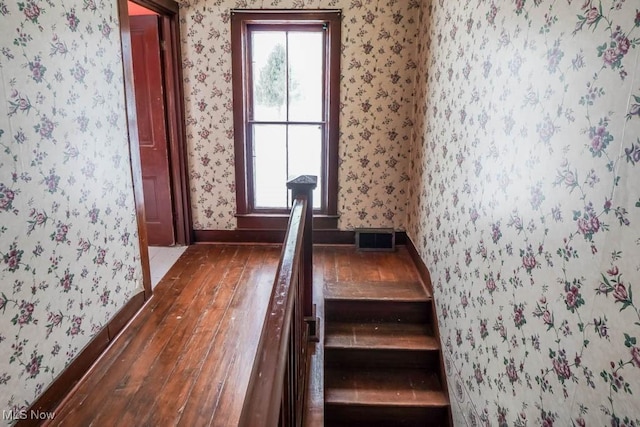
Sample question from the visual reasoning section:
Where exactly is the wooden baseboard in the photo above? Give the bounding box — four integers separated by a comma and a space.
194, 229, 407, 246
403, 235, 453, 426
404, 234, 433, 295
20, 292, 146, 426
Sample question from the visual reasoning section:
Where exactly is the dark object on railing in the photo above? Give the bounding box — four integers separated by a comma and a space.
238, 176, 317, 427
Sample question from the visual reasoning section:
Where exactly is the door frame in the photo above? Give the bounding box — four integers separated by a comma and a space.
118, 0, 192, 297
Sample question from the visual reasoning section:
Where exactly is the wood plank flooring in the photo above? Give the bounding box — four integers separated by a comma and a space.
50, 244, 426, 427
304, 245, 426, 427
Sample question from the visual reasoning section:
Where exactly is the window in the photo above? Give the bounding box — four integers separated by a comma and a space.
231, 10, 340, 229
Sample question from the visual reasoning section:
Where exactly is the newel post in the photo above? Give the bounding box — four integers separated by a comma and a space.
287, 175, 319, 342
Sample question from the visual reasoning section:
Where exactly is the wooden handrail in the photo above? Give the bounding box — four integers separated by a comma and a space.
238, 175, 317, 427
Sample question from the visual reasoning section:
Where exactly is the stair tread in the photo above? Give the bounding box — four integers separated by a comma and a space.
325, 322, 439, 350
325, 368, 448, 407
325, 280, 431, 301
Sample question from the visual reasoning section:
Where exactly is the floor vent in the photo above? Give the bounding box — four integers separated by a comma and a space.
355, 228, 395, 251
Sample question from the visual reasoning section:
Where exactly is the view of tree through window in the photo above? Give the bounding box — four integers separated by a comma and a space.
250, 30, 323, 209
255, 43, 300, 114
231, 11, 340, 228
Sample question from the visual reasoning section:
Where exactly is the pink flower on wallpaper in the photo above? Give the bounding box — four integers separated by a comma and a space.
613, 283, 628, 302
602, 48, 618, 66
553, 354, 572, 381
479, 319, 488, 339
486, 277, 496, 293
565, 286, 581, 309
546, 46, 564, 73
486, 3, 498, 26
21, 1, 42, 23
576, 203, 601, 240
541, 411, 556, 427
100, 289, 110, 306
71, 62, 87, 83
66, 315, 83, 336
14, 300, 35, 326
93, 248, 107, 265
87, 207, 100, 224
537, 116, 557, 144
631, 347, 640, 368
36, 115, 56, 139
3, 244, 23, 272
461, 293, 468, 308
624, 141, 640, 163
0, 183, 16, 211
192, 10, 204, 24
562, 169, 577, 187
522, 254, 537, 273
585, 7, 600, 24
51, 222, 69, 243
65, 9, 79, 32
29, 57, 47, 83
505, 358, 518, 383
59, 270, 74, 292
196, 71, 208, 83
617, 36, 630, 54
8, 90, 32, 115
100, 20, 111, 38
490, 222, 502, 243
513, 304, 526, 328
474, 364, 484, 383
25, 352, 42, 378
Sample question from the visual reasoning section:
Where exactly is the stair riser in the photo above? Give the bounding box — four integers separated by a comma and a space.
325, 300, 432, 323
325, 348, 440, 370
325, 404, 448, 427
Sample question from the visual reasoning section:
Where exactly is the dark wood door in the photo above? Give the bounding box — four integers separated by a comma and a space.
131, 15, 174, 246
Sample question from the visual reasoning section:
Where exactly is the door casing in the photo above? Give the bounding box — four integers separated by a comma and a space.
118, 0, 191, 297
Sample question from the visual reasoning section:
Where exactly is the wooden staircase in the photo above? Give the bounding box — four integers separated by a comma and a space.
323, 280, 450, 426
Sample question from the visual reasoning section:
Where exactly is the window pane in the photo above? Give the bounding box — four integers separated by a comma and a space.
288, 32, 323, 122
288, 125, 322, 209
251, 31, 287, 122
253, 125, 287, 208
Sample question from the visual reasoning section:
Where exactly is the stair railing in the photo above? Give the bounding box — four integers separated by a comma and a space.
238, 175, 317, 427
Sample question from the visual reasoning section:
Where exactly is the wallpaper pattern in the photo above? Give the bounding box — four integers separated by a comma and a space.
178, 0, 420, 230
0, 0, 143, 418
407, 0, 640, 425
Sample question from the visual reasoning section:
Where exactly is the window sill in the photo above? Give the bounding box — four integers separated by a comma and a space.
235, 213, 339, 230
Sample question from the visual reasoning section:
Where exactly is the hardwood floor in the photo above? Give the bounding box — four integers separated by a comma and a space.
50, 244, 428, 426
305, 245, 427, 427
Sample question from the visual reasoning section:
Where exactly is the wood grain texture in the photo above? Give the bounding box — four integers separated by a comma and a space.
321, 245, 449, 427
325, 322, 437, 350
325, 369, 447, 407
49, 245, 279, 427
325, 280, 431, 301
49, 244, 438, 427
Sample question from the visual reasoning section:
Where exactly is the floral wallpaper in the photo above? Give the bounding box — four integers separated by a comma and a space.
178, 0, 420, 230
0, 0, 143, 419
407, 0, 640, 425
